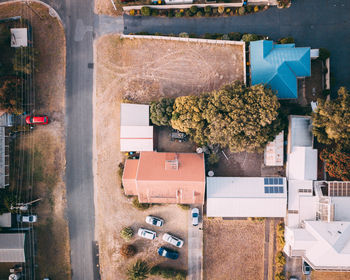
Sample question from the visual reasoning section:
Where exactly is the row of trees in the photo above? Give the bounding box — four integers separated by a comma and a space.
151, 82, 283, 153
312, 87, 350, 181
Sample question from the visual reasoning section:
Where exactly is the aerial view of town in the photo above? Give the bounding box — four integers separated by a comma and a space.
0, 0, 349, 279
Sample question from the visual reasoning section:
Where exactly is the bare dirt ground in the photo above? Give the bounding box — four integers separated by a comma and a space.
94, 35, 245, 279
95, 0, 121, 16
0, 2, 69, 279
203, 218, 265, 280
312, 272, 350, 280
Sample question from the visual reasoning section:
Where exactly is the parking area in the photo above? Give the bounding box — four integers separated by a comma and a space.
155, 126, 196, 153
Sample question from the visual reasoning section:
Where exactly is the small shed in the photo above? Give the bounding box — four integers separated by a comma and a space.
0, 213, 12, 228
0, 233, 25, 263
120, 103, 153, 152
264, 131, 284, 166
10, 28, 28, 48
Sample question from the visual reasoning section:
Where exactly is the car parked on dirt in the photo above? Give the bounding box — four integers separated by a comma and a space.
158, 247, 179, 260
138, 228, 156, 240
302, 261, 311, 275
17, 214, 37, 223
145, 215, 164, 227
191, 208, 199, 226
162, 233, 184, 248
25, 115, 49, 125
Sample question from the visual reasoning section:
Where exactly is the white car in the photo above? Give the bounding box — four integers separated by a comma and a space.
138, 228, 156, 240
163, 233, 184, 248
191, 208, 199, 226
145, 215, 164, 227
21, 215, 37, 223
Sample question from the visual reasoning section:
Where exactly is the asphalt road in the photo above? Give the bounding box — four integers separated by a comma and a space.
188, 206, 203, 280
124, 0, 350, 91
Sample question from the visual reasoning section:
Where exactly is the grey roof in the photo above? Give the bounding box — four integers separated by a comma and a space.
0, 233, 25, 263
0, 213, 12, 227
290, 116, 313, 149
0, 126, 9, 188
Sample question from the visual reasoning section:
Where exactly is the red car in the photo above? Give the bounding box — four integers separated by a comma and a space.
25, 115, 49, 125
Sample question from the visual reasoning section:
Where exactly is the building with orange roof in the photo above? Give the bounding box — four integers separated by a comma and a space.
122, 151, 205, 204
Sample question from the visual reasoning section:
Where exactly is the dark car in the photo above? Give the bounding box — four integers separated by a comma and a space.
25, 115, 49, 125
158, 247, 179, 260
302, 261, 311, 275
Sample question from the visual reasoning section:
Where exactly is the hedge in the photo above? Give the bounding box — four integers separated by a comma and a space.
150, 265, 187, 280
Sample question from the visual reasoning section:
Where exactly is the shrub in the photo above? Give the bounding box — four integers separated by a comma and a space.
225, 8, 231, 13
212, 8, 218, 14
196, 11, 203, 17
279, 37, 294, 44
175, 11, 183, 17
151, 9, 159, 16
204, 33, 214, 39
141, 6, 151, 16
167, 10, 173, 17
177, 204, 190, 210
319, 48, 330, 61
127, 260, 149, 280
205, 12, 211, 17
222, 34, 229, 40
120, 227, 134, 241
275, 272, 285, 280
190, 5, 198, 13
150, 265, 187, 280
242, 33, 259, 42
208, 153, 219, 166
277, 221, 285, 248
246, 5, 253, 13
275, 251, 286, 267
185, 10, 192, 17
254, 5, 259, 12
228, 32, 242, 41
132, 197, 151, 210
129, 9, 135, 16
218, 6, 225, 14
179, 32, 189, 38
238, 6, 245, 15
118, 162, 124, 180
204, 6, 211, 13
120, 244, 137, 258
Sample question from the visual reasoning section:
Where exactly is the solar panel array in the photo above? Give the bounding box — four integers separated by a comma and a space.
264, 177, 284, 194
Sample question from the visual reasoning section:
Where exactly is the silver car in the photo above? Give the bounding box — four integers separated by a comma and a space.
138, 228, 156, 240
163, 233, 184, 248
191, 208, 199, 226
145, 215, 164, 227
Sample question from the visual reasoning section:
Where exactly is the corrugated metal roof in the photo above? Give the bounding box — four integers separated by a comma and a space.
0, 213, 12, 227
288, 147, 318, 180
290, 115, 313, 150
250, 40, 311, 99
120, 103, 150, 126
0, 233, 25, 262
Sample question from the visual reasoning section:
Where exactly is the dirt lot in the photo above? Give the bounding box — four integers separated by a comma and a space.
0, 2, 69, 279
312, 272, 350, 280
94, 35, 245, 278
95, 0, 121, 16
203, 218, 265, 280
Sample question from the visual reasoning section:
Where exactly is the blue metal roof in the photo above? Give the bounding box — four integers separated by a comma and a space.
250, 40, 311, 99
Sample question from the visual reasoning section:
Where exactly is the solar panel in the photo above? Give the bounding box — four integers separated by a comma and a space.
264, 178, 284, 193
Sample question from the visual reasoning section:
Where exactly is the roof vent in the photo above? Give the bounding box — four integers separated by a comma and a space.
165, 159, 178, 170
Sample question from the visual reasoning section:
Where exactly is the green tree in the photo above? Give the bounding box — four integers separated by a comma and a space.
150, 98, 174, 126
242, 33, 259, 43
320, 148, 350, 181
312, 87, 350, 148
120, 227, 134, 241
141, 6, 151, 16
127, 260, 149, 280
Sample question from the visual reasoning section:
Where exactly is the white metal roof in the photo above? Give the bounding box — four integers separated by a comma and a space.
120, 103, 150, 126
10, 28, 28, 47
0, 233, 25, 262
264, 131, 284, 166
289, 115, 313, 151
0, 213, 11, 227
287, 147, 317, 180
120, 126, 153, 152
206, 177, 287, 217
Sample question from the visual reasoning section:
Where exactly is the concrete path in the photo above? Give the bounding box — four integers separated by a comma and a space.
263, 219, 271, 280
188, 206, 203, 280
94, 15, 124, 37
123, 0, 350, 91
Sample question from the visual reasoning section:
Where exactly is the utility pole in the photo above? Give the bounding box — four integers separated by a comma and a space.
11, 198, 42, 211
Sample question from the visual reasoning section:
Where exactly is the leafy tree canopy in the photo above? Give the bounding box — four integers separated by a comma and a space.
150, 98, 174, 126
320, 148, 350, 181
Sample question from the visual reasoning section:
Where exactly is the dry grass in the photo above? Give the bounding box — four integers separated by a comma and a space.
203, 218, 265, 280
312, 272, 350, 280
0, 2, 69, 279
95, 0, 121, 16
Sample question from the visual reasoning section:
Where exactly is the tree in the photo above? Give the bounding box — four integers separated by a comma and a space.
312, 87, 350, 148
320, 148, 350, 181
127, 260, 149, 280
120, 244, 137, 258
242, 33, 259, 43
141, 6, 151, 16
150, 98, 174, 126
120, 227, 134, 241
319, 48, 330, 61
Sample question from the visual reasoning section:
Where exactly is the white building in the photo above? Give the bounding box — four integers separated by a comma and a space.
120, 103, 153, 152
206, 177, 287, 218
10, 28, 28, 48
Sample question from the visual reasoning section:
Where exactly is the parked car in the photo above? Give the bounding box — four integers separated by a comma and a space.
18, 214, 37, 223
289, 277, 299, 280
191, 208, 199, 226
158, 247, 179, 260
25, 115, 49, 125
163, 233, 184, 248
302, 261, 311, 275
138, 228, 156, 240
145, 215, 164, 227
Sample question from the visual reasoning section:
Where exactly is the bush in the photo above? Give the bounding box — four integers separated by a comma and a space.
242, 33, 259, 42
225, 8, 231, 14
208, 153, 219, 166
179, 32, 189, 38
279, 36, 294, 44
246, 5, 253, 13
129, 9, 135, 16
254, 5, 259, 12
132, 197, 151, 210
228, 32, 242, 41
141, 6, 151, 16
118, 162, 124, 180
205, 12, 211, 17
167, 10, 173, 17
177, 204, 190, 210
277, 222, 285, 248
196, 11, 203, 17
175, 11, 183, 17
319, 48, 330, 61
275, 272, 285, 280
120, 244, 137, 258
275, 251, 286, 267
185, 9, 192, 17
150, 265, 187, 280
204, 6, 211, 13
218, 6, 225, 14
190, 5, 198, 14
120, 227, 134, 241
127, 260, 149, 280
151, 9, 159, 16
238, 6, 245, 15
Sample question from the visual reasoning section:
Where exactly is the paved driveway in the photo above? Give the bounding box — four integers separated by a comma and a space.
124, 0, 350, 91
188, 205, 203, 280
